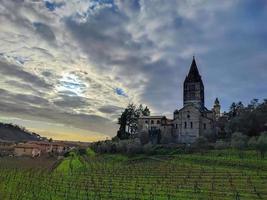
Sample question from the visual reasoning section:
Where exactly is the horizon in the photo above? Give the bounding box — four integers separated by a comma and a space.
0, 0, 267, 142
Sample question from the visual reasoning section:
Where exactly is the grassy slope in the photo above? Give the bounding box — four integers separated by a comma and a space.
0, 149, 266, 200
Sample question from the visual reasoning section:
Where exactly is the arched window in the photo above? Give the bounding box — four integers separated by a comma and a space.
145, 120, 148, 124
184, 122, 187, 129
151, 120, 154, 124
203, 123, 206, 129
175, 124, 178, 129
190, 122, 193, 128
157, 120, 160, 124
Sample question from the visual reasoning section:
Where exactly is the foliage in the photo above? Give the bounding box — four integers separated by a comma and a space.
247, 136, 257, 149
255, 132, 267, 159
117, 104, 150, 140
192, 136, 209, 151
231, 132, 248, 150
214, 140, 230, 150
226, 99, 267, 137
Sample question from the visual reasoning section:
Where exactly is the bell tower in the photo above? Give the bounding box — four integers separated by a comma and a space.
183, 57, 204, 109
213, 97, 221, 120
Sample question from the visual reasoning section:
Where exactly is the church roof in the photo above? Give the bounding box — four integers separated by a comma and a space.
184, 56, 202, 83
215, 97, 220, 104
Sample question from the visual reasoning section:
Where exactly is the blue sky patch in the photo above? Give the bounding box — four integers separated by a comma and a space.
44, 1, 64, 11
115, 88, 127, 97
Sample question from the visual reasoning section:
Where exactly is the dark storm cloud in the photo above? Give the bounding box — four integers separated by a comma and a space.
98, 105, 123, 114
0, 88, 117, 135
0, 60, 52, 89
65, 0, 267, 112
53, 95, 89, 108
33, 22, 56, 41
5, 80, 44, 94
1, 0, 267, 139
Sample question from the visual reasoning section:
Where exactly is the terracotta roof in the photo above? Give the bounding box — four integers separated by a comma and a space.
15, 143, 40, 149
139, 116, 166, 119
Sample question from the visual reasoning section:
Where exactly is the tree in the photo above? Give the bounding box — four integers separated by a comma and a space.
117, 104, 150, 140
229, 102, 237, 118
231, 132, 248, 158
225, 99, 267, 137
256, 132, 267, 159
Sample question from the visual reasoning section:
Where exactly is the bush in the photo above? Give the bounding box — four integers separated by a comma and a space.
231, 132, 248, 150
127, 139, 143, 155
256, 132, 267, 159
231, 132, 248, 158
116, 140, 128, 153
203, 130, 217, 142
247, 136, 257, 149
214, 140, 230, 150
193, 136, 209, 150
143, 143, 154, 155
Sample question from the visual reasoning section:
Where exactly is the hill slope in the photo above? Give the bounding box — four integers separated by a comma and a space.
0, 123, 41, 142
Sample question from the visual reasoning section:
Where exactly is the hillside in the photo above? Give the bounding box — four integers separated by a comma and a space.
0, 123, 42, 142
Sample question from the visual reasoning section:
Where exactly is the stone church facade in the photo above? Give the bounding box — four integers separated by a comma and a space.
138, 57, 221, 143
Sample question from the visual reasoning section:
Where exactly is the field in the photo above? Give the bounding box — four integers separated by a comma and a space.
0, 150, 266, 200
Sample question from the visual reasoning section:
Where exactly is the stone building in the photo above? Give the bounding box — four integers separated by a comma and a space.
138, 57, 220, 143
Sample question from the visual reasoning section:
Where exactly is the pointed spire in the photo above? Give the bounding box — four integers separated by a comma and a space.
185, 56, 202, 82
215, 97, 220, 105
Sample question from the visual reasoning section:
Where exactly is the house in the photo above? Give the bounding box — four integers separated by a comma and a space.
27, 141, 67, 154
0, 140, 15, 156
14, 143, 41, 157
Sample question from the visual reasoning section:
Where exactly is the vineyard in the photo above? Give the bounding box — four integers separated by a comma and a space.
0, 150, 266, 200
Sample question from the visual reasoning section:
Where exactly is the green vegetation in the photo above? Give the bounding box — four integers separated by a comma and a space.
0, 149, 266, 200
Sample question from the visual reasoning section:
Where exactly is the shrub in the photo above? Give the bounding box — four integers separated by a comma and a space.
126, 139, 143, 155
256, 132, 267, 159
193, 136, 209, 150
214, 140, 230, 150
203, 130, 217, 142
143, 143, 154, 155
231, 132, 248, 158
116, 140, 128, 153
247, 136, 257, 149
231, 132, 248, 150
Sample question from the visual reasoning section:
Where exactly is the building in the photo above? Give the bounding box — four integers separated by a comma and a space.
14, 141, 68, 157
14, 143, 41, 157
138, 57, 220, 143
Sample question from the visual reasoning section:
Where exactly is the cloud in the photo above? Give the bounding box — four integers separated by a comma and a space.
0, 0, 267, 140
99, 105, 123, 114
33, 22, 56, 41
0, 59, 52, 89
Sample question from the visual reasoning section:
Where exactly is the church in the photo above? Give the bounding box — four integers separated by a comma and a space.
138, 57, 221, 143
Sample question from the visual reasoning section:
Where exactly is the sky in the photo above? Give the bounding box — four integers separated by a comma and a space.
0, 0, 267, 141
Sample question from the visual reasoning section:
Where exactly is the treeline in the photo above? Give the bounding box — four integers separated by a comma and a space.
224, 98, 267, 137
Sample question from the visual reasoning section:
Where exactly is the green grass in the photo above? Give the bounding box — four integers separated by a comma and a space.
0, 149, 266, 200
